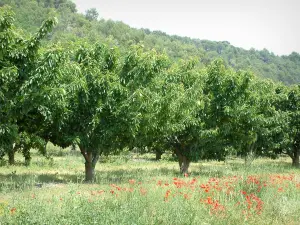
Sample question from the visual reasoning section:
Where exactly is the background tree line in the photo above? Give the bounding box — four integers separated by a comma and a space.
0, 0, 300, 85
0, 3, 299, 182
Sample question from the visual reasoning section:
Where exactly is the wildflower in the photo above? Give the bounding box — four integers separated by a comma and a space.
235, 201, 241, 206
278, 187, 284, 192
164, 190, 171, 201
140, 188, 147, 196
129, 179, 135, 184
212, 201, 225, 211
203, 196, 213, 204
174, 179, 185, 188
10, 207, 16, 215
189, 178, 197, 185
111, 184, 122, 191
183, 194, 189, 199
226, 187, 233, 194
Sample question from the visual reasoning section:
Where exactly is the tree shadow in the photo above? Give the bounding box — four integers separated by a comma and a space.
0, 166, 179, 192
94, 167, 179, 184
1, 158, 298, 193
0, 173, 81, 192
190, 169, 225, 178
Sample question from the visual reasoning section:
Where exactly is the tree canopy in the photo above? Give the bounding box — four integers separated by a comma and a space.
0, 2, 299, 182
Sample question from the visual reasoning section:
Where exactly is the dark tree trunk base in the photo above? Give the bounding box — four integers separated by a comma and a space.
155, 150, 162, 160
85, 161, 95, 182
174, 147, 190, 174
291, 148, 300, 168
79, 146, 100, 182
23, 147, 31, 166
24, 157, 31, 166
180, 155, 190, 174
8, 149, 15, 165
292, 156, 299, 168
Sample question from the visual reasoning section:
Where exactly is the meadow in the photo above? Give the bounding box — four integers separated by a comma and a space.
0, 145, 300, 225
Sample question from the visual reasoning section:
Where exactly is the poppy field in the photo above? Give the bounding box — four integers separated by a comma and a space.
0, 149, 300, 225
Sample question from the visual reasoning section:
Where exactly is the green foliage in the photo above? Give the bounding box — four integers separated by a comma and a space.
1, 3, 300, 179
273, 84, 300, 165
0, 5, 64, 163
58, 43, 124, 151
85, 8, 98, 21
2, 0, 300, 84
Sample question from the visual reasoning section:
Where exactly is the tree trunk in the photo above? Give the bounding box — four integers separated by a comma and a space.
44, 141, 47, 154
8, 145, 16, 165
180, 155, 190, 174
24, 157, 31, 166
8, 149, 15, 165
155, 149, 162, 160
92, 152, 100, 168
22, 147, 31, 166
85, 152, 95, 182
292, 147, 300, 168
244, 142, 256, 166
79, 145, 100, 182
174, 146, 190, 174
24, 152, 31, 166
71, 144, 76, 151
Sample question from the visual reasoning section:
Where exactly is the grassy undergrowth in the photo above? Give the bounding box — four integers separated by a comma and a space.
0, 146, 299, 224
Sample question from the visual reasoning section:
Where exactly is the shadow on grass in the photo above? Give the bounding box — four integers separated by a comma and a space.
1, 158, 298, 193
0, 173, 81, 192
0, 166, 179, 192
191, 169, 225, 178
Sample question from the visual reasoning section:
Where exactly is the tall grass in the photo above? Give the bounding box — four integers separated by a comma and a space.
0, 148, 299, 224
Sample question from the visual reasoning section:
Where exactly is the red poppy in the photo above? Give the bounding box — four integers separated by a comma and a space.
140, 188, 147, 196
10, 207, 16, 214
129, 179, 135, 184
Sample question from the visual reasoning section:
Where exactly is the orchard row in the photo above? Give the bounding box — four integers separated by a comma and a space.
0, 7, 299, 181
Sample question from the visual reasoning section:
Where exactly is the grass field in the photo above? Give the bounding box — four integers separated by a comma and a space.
0, 144, 300, 225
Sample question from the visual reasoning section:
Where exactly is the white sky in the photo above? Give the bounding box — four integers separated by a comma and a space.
71, 0, 300, 56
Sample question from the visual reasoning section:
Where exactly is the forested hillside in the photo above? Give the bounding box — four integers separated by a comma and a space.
1, 0, 300, 84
